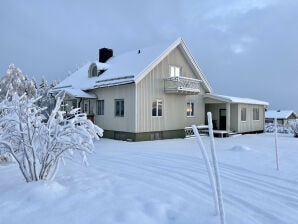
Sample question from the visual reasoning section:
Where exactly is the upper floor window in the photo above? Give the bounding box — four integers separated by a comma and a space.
115, 99, 124, 117
170, 65, 182, 77
241, 108, 247, 121
186, 102, 194, 116
152, 99, 162, 117
253, 108, 260, 120
96, 100, 104, 115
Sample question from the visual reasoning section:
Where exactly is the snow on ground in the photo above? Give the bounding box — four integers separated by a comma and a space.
1, 133, 298, 224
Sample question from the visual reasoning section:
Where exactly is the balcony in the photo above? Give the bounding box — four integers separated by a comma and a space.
164, 76, 201, 95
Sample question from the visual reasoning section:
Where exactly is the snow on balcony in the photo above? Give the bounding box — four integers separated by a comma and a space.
164, 76, 201, 95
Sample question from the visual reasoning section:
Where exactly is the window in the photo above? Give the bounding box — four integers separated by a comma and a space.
96, 100, 104, 115
115, 99, 124, 117
152, 99, 162, 116
186, 102, 194, 116
170, 65, 181, 77
253, 108, 259, 120
241, 108, 247, 121
88, 63, 98, 77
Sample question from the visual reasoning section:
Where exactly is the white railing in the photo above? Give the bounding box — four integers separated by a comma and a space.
164, 76, 201, 94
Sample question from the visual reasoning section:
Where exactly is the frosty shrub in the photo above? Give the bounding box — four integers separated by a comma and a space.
0, 93, 103, 182
289, 120, 298, 137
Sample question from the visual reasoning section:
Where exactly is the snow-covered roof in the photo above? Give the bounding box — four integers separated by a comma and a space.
52, 38, 212, 93
265, 110, 298, 119
204, 94, 269, 106
54, 88, 96, 99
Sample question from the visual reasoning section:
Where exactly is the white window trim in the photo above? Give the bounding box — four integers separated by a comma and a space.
241, 107, 247, 122
186, 101, 194, 117
152, 99, 163, 117
115, 99, 124, 117
96, 100, 104, 116
253, 108, 260, 121
170, 65, 182, 77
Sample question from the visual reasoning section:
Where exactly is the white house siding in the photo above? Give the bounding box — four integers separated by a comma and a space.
92, 83, 136, 132
230, 104, 238, 132
136, 46, 206, 133
238, 104, 265, 133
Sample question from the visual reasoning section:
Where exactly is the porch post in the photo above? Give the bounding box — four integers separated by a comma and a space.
226, 103, 230, 132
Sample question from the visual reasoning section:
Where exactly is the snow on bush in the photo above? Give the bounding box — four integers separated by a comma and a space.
0, 93, 103, 182
265, 123, 293, 134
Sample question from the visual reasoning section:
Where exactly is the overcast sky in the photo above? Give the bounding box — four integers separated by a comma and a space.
1, 0, 298, 111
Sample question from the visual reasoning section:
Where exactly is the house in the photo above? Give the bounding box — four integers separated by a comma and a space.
52, 38, 268, 141
265, 110, 298, 125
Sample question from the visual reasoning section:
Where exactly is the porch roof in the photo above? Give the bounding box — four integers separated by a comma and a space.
204, 94, 269, 106
54, 88, 97, 99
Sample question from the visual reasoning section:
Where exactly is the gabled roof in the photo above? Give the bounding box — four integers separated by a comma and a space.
53, 38, 212, 93
204, 94, 269, 106
265, 110, 298, 119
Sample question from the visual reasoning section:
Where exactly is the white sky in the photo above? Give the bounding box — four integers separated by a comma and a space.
1, 0, 298, 111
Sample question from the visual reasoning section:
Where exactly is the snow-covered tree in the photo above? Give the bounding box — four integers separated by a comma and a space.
0, 64, 37, 100
36, 78, 56, 117
0, 93, 103, 182
290, 120, 298, 137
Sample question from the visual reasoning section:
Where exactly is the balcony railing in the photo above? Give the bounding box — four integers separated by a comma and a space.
164, 76, 201, 95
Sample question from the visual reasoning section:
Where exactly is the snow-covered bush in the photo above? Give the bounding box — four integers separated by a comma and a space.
289, 120, 298, 137
0, 93, 103, 182
265, 123, 293, 134
0, 64, 37, 100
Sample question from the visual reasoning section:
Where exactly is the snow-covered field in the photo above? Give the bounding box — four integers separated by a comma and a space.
1, 133, 298, 224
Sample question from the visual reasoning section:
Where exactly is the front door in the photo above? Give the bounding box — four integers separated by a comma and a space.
219, 109, 226, 130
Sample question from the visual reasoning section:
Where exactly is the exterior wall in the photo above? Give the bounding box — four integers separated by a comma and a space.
92, 83, 136, 133
205, 103, 265, 133
237, 104, 265, 133
230, 104, 238, 132
136, 47, 206, 133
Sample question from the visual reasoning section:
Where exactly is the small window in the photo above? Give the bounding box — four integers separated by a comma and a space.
152, 99, 162, 116
170, 65, 181, 77
115, 99, 124, 117
253, 108, 259, 120
186, 102, 194, 116
241, 108, 247, 121
88, 63, 98, 77
96, 100, 104, 115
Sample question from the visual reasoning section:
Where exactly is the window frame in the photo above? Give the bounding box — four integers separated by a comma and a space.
186, 101, 194, 117
152, 99, 163, 117
241, 107, 247, 121
115, 99, 124, 117
170, 65, 182, 77
253, 108, 260, 121
96, 100, 104, 116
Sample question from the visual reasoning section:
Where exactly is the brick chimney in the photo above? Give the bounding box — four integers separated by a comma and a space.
99, 48, 113, 63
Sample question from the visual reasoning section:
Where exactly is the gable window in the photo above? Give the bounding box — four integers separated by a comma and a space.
241, 108, 247, 121
115, 99, 124, 117
186, 102, 194, 116
253, 108, 259, 120
152, 99, 162, 117
88, 63, 98, 77
96, 100, 104, 115
170, 65, 181, 77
